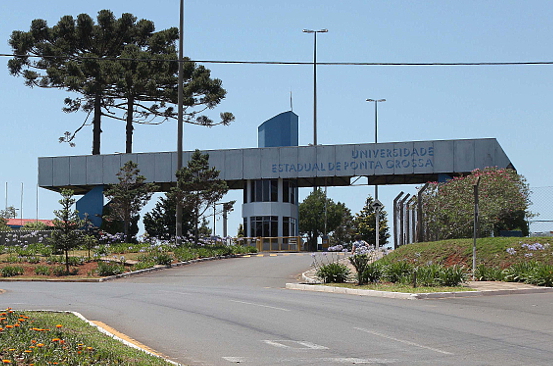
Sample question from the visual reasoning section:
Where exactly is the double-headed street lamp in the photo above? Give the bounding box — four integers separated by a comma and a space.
303, 28, 328, 147
366, 98, 386, 249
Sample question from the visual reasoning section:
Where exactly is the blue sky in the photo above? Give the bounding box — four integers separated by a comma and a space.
1, 0, 553, 237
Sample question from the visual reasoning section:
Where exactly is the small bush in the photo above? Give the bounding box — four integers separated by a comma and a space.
362, 262, 384, 284
1, 265, 24, 277
503, 261, 538, 283
34, 265, 51, 276
384, 262, 413, 283
316, 262, 350, 283
96, 261, 125, 276
526, 263, 553, 287
52, 266, 79, 276
437, 265, 467, 286
413, 264, 443, 287
475, 264, 505, 281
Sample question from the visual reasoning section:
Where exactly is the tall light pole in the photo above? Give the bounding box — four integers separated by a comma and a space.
366, 98, 386, 249
176, 0, 185, 243
303, 28, 328, 147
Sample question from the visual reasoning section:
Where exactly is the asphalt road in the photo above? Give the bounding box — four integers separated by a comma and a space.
2, 254, 553, 365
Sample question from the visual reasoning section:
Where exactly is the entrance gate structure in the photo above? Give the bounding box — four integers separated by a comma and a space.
37, 112, 515, 250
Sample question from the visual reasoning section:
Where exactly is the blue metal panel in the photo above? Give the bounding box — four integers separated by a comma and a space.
258, 111, 299, 148
76, 185, 104, 228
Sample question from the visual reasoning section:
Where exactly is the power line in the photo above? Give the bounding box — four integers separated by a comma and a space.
1, 53, 553, 67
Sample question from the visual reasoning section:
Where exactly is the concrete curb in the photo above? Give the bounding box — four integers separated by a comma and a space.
286, 282, 553, 299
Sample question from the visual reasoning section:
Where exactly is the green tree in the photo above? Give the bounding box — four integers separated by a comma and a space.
170, 150, 229, 245
50, 189, 83, 274
331, 203, 356, 245
143, 193, 193, 240
8, 10, 234, 154
23, 221, 50, 230
420, 167, 531, 240
104, 161, 157, 238
353, 196, 390, 246
299, 189, 346, 251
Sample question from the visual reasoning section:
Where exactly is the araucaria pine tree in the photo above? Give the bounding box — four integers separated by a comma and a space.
50, 189, 84, 274
104, 161, 157, 239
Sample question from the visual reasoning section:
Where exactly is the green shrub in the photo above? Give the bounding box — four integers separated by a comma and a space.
316, 262, 351, 283
437, 265, 467, 286
52, 265, 79, 276
1, 265, 24, 277
349, 254, 371, 285
526, 263, 553, 287
503, 261, 539, 283
362, 262, 384, 284
413, 264, 444, 287
34, 265, 51, 276
173, 247, 197, 262
475, 264, 505, 281
384, 262, 413, 283
96, 261, 125, 276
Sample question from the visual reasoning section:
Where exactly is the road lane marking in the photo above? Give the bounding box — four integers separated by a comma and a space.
263, 340, 329, 349
222, 356, 246, 363
229, 300, 290, 312
354, 327, 453, 355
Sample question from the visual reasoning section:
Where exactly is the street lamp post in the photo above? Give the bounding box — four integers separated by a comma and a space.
366, 98, 386, 250
176, 0, 185, 244
303, 28, 328, 147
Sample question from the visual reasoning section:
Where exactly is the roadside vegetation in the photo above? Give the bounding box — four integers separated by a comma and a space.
313, 237, 553, 290
0, 308, 172, 365
0, 234, 257, 280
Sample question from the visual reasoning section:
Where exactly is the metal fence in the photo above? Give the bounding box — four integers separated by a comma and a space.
392, 186, 553, 247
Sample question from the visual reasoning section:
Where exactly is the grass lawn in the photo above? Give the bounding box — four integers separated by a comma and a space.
0, 308, 174, 365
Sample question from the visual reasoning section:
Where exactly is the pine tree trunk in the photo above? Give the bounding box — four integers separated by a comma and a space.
126, 97, 134, 154
92, 95, 102, 155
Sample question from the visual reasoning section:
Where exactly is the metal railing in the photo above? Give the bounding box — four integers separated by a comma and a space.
235, 236, 304, 252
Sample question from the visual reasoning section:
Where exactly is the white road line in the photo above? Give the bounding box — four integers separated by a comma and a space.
263, 340, 329, 349
322, 358, 398, 364
222, 356, 246, 363
229, 299, 290, 312
354, 327, 454, 355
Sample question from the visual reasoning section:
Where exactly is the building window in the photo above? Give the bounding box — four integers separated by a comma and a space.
283, 180, 297, 204
250, 179, 278, 203
283, 217, 297, 237
250, 216, 278, 237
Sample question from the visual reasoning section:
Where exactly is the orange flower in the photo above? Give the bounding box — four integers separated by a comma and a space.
51, 338, 60, 342
24, 350, 32, 353
55, 324, 62, 329
36, 344, 44, 347
31, 340, 37, 344
2, 360, 11, 364
13, 324, 20, 328
5, 325, 13, 329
